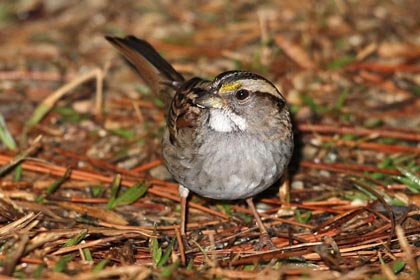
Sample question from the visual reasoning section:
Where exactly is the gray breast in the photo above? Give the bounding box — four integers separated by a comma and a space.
163, 128, 293, 200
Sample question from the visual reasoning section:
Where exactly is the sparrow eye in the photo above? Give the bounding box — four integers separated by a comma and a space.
235, 89, 249, 100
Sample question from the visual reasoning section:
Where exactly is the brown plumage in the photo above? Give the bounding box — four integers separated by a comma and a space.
106, 35, 294, 249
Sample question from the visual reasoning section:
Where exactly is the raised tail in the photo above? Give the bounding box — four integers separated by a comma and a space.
105, 35, 185, 103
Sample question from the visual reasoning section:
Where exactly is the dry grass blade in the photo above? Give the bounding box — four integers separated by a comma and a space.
76, 265, 151, 280
52, 232, 149, 256
274, 35, 315, 69
0, 135, 42, 176
379, 252, 398, 280
0, 212, 39, 236
396, 225, 420, 278
2, 234, 30, 276
25, 68, 106, 131
55, 201, 129, 226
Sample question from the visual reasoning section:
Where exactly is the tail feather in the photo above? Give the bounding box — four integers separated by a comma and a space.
105, 35, 184, 101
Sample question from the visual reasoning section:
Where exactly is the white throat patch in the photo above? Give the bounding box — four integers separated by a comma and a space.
209, 109, 247, 132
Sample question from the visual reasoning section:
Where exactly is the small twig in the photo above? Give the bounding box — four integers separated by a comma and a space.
298, 123, 420, 142
300, 160, 400, 176
131, 159, 163, 173
174, 226, 186, 266
313, 135, 420, 155
95, 61, 111, 119
0, 70, 72, 81
347, 62, 420, 73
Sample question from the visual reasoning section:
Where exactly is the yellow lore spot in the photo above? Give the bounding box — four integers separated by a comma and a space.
220, 81, 241, 93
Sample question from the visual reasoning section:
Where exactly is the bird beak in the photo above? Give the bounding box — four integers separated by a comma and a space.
194, 93, 225, 109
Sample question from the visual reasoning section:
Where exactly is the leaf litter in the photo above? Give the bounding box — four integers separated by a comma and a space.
0, 0, 420, 279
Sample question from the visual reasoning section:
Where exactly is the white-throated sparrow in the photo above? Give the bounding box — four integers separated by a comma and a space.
106, 35, 293, 248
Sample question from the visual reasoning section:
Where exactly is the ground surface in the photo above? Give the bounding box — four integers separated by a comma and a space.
0, 0, 420, 279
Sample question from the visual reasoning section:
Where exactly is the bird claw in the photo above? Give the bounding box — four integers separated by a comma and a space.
253, 232, 276, 250
180, 235, 192, 250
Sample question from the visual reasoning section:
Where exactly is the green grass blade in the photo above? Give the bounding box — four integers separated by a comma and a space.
0, 113, 16, 150
92, 259, 108, 272
327, 55, 355, 70
13, 164, 22, 181
113, 181, 149, 208
63, 229, 88, 247
25, 104, 52, 130
33, 263, 45, 278
150, 237, 162, 266
395, 166, 420, 193
105, 174, 122, 210
36, 167, 71, 202
83, 248, 93, 262
53, 255, 73, 272
158, 237, 175, 267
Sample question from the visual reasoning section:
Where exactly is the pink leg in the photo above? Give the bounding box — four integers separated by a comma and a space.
246, 198, 276, 249
178, 185, 190, 236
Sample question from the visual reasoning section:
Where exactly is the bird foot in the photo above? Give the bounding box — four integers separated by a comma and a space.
180, 234, 192, 250
253, 232, 276, 250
